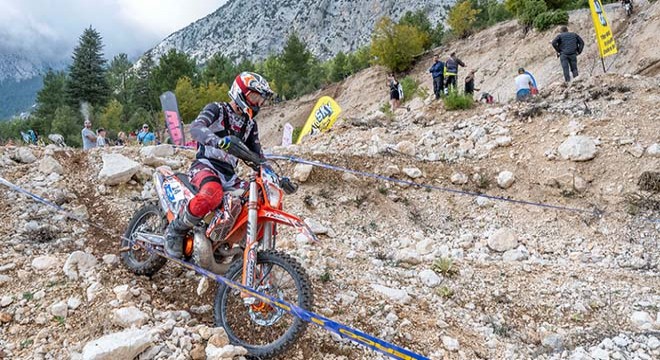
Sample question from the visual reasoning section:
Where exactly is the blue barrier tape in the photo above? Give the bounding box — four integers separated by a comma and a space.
0, 175, 430, 360
265, 153, 660, 224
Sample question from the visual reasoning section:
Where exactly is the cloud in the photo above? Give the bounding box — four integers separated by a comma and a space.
0, 0, 224, 62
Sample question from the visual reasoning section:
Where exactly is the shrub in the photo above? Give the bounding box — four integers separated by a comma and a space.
292, 126, 302, 144
443, 91, 474, 110
448, 1, 481, 38
399, 76, 420, 103
518, 0, 548, 27
370, 17, 428, 72
532, 10, 569, 31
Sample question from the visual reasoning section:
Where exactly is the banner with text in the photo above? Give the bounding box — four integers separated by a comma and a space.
589, 0, 618, 58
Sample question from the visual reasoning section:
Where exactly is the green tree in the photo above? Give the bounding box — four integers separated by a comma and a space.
519, 0, 548, 27
279, 32, 313, 98
198, 82, 230, 106
174, 77, 199, 123
329, 51, 349, 82
98, 99, 123, 134
150, 49, 198, 95
203, 53, 237, 86
346, 47, 371, 74
50, 106, 82, 147
399, 10, 433, 49
370, 17, 427, 72
107, 53, 133, 105
66, 26, 110, 108
33, 69, 67, 134
448, 1, 481, 38
133, 55, 158, 111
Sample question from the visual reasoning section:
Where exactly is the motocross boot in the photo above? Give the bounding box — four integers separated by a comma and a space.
164, 206, 201, 258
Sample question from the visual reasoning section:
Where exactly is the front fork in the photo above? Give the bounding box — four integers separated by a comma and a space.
241, 177, 278, 306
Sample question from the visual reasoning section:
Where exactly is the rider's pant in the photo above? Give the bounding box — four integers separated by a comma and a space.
188, 165, 224, 218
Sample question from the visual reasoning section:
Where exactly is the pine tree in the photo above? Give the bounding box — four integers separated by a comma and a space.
107, 53, 133, 105
203, 53, 237, 86
133, 55, 157, 112
330, 52, 349, 82
150, 49, 198, 95
33, 69, 67, 134
66, 26, 110, 108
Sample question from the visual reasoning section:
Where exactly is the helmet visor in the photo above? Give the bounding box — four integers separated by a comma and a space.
246, 90, 268, 107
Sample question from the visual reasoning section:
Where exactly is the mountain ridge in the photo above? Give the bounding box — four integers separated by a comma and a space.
144, 0, 455, 64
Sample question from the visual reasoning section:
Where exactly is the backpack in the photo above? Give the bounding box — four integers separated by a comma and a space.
398, 83, 404, 100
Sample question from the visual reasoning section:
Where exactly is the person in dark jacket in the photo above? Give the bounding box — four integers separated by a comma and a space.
428, 55, 444, 100
464, 69, 478, 96
551, 26, 585, 82
444, 52, 466, 94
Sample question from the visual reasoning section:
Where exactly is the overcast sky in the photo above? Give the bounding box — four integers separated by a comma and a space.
0, 0, 226, 62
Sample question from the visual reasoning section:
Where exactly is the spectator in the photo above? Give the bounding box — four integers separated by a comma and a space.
525, 69, 539, 95
428, 55, 444, 100
464, 69, 479, 96
479, 92, 494, 104
387, 73, 401, 110
96, 128, 108, 147
515, 68, 534, 101
116, 131, 127, 146
81, 120, 97, 150
551, 26, 584, 82
137, 124, 155, 145
444, 52, 466, 94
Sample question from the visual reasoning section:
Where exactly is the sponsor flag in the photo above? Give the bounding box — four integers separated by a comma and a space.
296, 96, 342, 144
160, 91, 186, 146
589, 0, 618, 58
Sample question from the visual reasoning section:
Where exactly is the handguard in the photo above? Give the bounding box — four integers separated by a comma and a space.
217, 135, 264, 167
280, 177, 298, 195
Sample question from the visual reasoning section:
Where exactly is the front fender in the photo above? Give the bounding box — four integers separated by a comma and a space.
226, 208, 318, 244
260, 208, 319, 244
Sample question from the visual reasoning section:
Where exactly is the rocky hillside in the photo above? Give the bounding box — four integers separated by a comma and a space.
1, 3, 659, 360
145, 0, 453, 64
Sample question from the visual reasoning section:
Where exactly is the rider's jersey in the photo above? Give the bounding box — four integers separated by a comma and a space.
190, 102, 263, 177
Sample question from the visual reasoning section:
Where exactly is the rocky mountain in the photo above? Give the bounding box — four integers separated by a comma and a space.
145, 0, 454, 64
0, 50, 66, 119
1, 3, 659, 360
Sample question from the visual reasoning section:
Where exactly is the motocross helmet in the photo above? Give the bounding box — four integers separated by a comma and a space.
228, 72, 274, 120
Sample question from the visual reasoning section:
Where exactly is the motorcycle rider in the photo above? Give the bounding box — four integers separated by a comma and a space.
621, 0, 633, 14
164, 72, 273, 258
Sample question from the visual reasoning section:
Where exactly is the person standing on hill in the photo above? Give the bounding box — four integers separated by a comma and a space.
464, 69, 478, 96
428, 55, 444, 100
444, 52, 466, 94
551, 26, 584, 82
81, 120, 97, 150
387, 73, 401, 110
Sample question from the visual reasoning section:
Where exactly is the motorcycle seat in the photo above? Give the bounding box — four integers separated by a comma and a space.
174, 172, 246, 197
174, 173, 198, 195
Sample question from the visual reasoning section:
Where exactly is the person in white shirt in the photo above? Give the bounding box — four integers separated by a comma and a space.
96, 128, 108, 147
514, 68, 534, 101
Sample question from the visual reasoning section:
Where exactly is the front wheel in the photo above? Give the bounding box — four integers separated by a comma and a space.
214, 250, 313, 358
120, 204, 167, 276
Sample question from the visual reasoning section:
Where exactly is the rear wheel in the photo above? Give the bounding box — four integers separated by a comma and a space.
120, 204, 167, 276
214, 250, 313, 358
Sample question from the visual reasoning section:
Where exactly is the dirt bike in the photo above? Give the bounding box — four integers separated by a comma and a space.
120, 161, 317, 358
624, 2, 632, 17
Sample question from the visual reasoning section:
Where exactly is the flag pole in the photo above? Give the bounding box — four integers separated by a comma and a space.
601, 57, 606, 73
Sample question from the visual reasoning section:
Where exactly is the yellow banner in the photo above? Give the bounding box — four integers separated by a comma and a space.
589, 0, 618, 58
295, 96, 342, 144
